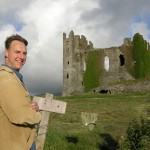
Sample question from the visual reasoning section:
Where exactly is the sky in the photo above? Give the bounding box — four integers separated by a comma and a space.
0, 0, 150, 95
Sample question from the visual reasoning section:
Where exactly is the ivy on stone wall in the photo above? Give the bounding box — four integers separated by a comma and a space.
83, 51, 103, 92
132, 33, 150, 79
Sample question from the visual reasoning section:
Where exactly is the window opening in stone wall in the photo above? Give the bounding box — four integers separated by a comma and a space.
67, 74, 69, 79
83, 62, 86, 71
119, 54, 125, 66
67, 61, 69, 65
104, 55, 109, 71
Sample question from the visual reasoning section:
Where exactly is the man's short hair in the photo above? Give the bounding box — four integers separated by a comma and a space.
5, 34, 28, 49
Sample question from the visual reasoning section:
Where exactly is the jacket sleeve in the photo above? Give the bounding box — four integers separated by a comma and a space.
0, 74, 41, 125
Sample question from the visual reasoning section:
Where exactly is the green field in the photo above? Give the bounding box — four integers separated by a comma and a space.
43, 92, 150, 150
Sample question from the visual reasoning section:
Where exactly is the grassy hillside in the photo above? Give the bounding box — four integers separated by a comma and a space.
43, 92, 150, 150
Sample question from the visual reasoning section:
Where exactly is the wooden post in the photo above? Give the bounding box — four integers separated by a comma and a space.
33, 93, 67, 150
36, 93, 52, 150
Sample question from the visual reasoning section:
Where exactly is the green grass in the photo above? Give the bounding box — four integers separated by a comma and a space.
83, 51, 103, 92
43, 92, 150, 150
132, 33, 150, 79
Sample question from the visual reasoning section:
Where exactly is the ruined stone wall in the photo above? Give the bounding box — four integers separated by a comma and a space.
62, 31, 139, 96
109, 80, 150, 94
98, 47, 134, 90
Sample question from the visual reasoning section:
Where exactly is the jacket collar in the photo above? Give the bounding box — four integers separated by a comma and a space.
0, 65, 13, 72
0, 65, 24, 83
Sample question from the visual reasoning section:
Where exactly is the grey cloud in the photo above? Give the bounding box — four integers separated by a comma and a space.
77, 0, 150, 48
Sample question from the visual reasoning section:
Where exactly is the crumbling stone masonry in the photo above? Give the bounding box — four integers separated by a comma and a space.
62, 31, 149, 96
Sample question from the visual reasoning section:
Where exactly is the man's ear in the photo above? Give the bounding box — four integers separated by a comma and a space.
5, 49, 8, 58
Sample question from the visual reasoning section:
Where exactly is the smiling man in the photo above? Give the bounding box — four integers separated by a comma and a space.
0, 35, 41, 150
5, 39, 27, 70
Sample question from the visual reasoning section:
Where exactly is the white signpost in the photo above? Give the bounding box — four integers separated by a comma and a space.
33, 93, 67, 150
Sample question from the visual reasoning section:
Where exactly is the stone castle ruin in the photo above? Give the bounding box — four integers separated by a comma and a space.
62, 31, 150, 96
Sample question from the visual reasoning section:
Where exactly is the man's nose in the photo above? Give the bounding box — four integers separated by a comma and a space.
19, 53, 25, 59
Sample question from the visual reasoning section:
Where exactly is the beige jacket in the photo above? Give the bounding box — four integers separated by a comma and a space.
0, 66, 41, 150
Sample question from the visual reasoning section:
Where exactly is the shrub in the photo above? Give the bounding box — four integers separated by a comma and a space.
120, 116, 150, 150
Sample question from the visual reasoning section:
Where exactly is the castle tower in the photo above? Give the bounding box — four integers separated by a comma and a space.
62, 31, 83, 96
62, 31, 93, 96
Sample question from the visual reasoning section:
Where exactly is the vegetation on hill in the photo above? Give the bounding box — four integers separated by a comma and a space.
120, 116, 150, 150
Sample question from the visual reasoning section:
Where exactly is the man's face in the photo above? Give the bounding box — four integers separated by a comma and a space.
5, 40, 27, 71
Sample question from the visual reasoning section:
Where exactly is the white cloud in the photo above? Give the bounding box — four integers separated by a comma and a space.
0, 24, 16, 64
0, 24, 16, 46
130, 22, 150, 42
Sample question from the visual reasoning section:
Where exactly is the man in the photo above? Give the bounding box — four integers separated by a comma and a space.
0, 35, 41, 150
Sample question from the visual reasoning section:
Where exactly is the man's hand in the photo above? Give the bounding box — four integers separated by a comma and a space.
29, 102, 39, 112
